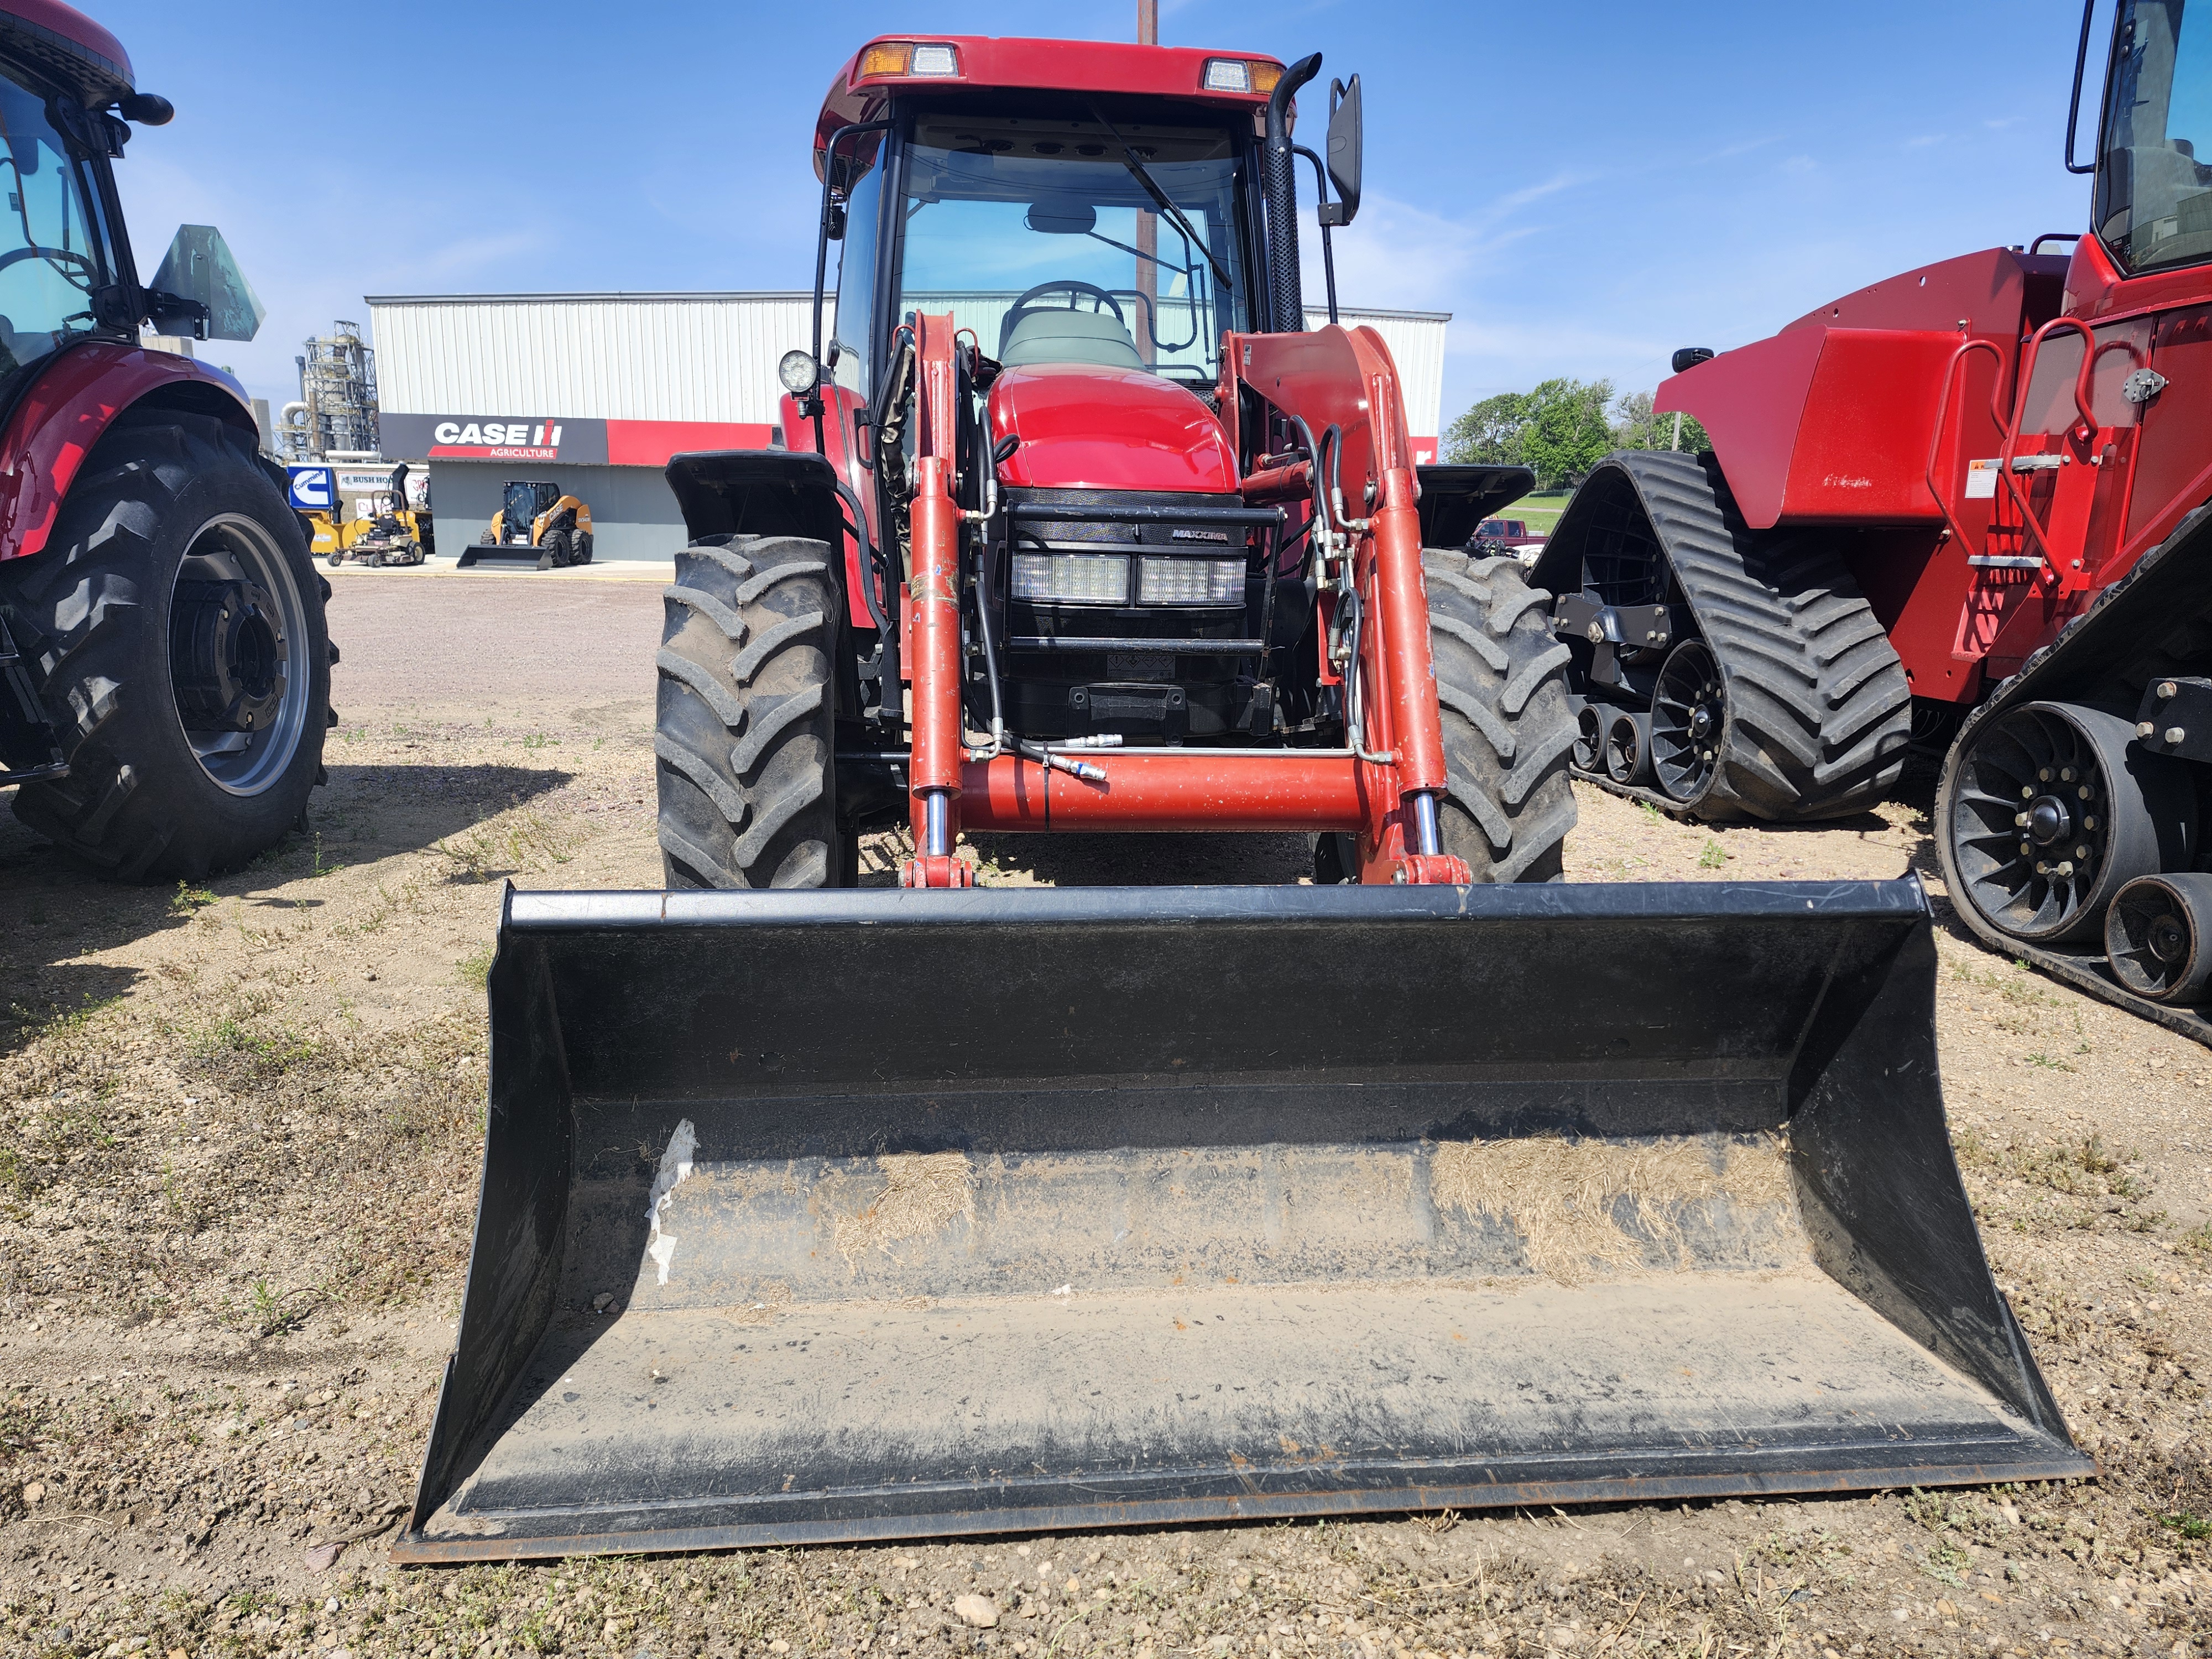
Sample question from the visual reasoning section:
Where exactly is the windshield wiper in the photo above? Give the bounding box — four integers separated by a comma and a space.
1085, 102, 1233, 290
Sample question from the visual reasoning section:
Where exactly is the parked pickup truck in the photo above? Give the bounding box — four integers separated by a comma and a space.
1473, 517, 1546, 562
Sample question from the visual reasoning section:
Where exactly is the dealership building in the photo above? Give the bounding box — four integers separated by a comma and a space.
366, 293, 1449, 563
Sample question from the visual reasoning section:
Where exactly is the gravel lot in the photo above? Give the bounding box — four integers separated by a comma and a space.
3, 574, 2210, 1658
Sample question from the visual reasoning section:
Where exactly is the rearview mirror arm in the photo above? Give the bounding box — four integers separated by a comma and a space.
1291, 145, 1339, 326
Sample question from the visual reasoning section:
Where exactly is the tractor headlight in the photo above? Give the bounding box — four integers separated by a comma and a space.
778, 349, 821, 395
1012, 552, 1128, 606
1137, 556, 1244, 605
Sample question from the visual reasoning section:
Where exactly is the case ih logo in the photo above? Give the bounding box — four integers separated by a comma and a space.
431, 419, 565, 460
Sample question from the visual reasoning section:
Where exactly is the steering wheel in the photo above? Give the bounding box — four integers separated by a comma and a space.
0, 246, 92, 276
1000, 279, 1125, 357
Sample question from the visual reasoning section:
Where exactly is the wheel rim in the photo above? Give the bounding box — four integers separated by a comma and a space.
1651, 640, 1723, 803
167, 512, 312, 797
2107, 879, 2198, 997
1948, 703, 2158, 943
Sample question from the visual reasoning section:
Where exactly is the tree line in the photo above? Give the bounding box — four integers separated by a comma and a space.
1444, 379, 1710, 489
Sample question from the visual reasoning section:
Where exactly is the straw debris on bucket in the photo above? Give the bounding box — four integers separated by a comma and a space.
834, 1151, 977, 1266
1428, 1135, 1797, 1284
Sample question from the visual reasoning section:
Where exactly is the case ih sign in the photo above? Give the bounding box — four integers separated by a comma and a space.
377, 413, 776, 468
379, 413, 609, 465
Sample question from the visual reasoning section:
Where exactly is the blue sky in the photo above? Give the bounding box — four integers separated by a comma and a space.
97, 0, 2102, 427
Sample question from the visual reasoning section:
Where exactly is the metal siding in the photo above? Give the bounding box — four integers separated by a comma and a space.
369, 294, 1447, 437
370, 295, 825, 423
1312, 308, 1448, 440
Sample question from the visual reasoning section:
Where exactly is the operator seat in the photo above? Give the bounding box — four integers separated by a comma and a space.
999, 306, 1145, 371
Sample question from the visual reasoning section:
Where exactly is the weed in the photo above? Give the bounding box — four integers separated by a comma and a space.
521, 732, 553, 750
1638, 799, 1665, 822
1698, 840, 1728, 869
2163, 1512, 2212, 1541
2179, 1223, 2212, 1255
1921, 1545, 1970, 1587
2025, 1052, 2075, 1072
456, 943, 495, 988
308, 833, 342, 879
171, 880, 217, 913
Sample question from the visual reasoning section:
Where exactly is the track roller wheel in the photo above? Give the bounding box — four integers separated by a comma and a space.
1572, 703, 1603, 772
1603, 709, 1651, 786
2107, 873, 2212, 1003
1942, 701, 2193, 945
1651, 639, 1723, 802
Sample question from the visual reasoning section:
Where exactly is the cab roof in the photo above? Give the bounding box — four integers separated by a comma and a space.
0, 0, 132, 101
815, 35, 1284, 172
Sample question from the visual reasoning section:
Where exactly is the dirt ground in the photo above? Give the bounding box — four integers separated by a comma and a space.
3, 575, 2211, 1658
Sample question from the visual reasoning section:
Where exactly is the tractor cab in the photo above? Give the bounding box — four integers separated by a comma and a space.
2094, 0, 2212, 275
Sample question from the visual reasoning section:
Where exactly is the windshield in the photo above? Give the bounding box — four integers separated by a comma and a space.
0, 65, 109, 388
2098, 0, 2212, 273
895, 113, 1251, 386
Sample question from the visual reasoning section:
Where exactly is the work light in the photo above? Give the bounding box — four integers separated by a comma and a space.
778, 349, 821, 395
1138, 557, 1244, 605
1012, 552, 1129, 606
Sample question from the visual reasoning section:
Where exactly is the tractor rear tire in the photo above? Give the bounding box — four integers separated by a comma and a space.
1424, 550, 1579, 881
655, 534, 848, 889
0, 409, 331, 880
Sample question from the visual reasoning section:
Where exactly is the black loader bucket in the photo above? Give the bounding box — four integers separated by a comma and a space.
397, 880, 2089, 1562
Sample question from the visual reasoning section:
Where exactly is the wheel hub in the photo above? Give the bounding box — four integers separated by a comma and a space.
2026, 796, 2072, 846
170, 577, 285, 732
2150, 913, 2191, 964
1687, 703, 1714, 743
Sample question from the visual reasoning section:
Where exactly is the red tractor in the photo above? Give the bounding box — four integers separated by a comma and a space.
0, 0, 330, 879
394, 32, 2088, 1563
1536, 0, 2212, 1039
649, 38, 1579, 893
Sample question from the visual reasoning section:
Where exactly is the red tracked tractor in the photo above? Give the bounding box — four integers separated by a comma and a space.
1537, 0, 2212, 1041
400, 35, 2086, 1561
0, 1, 331, 879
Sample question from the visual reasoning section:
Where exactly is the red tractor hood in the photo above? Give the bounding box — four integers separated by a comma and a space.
987, 364, 1237, 494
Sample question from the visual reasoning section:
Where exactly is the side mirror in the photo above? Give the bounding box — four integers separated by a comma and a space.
118, 92, 174, 126
149, 225, 264, 342
825, 200, 847, 241
1671, 346, 1717, 373
1321, 75, 1361, 227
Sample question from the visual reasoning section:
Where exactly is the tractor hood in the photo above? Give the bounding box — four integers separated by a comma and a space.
988, 364, 1237, 494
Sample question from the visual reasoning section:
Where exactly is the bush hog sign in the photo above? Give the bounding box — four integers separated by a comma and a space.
379, 412, 611, 465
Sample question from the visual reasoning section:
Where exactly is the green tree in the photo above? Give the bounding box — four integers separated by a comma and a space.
1516, 377, 1616, 488
1612, 388, 1710, 454
1443, 391, 1530, 466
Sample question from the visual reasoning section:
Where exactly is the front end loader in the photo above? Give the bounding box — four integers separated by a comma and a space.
398, 34, 2086, 1561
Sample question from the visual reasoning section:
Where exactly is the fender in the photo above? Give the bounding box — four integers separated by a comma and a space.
664, 448, 851, 551
0, 342, 259, 562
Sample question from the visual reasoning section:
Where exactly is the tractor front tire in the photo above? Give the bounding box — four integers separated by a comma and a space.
536, 529, 571, 571
655, 535, 848, 889
1, 410, 331, 880
1425, 550, 1578, 881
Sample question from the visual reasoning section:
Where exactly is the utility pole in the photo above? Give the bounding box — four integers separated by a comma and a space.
1135, 0, 1159, 366
1670, 409, 1683, 452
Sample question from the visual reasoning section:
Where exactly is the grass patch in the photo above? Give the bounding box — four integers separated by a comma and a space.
170, 880, 218, 912
1698, 840, 1728, 869
457, 942, 496, 988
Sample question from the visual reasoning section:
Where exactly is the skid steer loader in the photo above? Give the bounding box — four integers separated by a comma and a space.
398, 35, 2086, 1562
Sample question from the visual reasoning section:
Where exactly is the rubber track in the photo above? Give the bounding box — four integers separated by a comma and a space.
1550, 451, 1912, 823
1936, 495, 2212, 1048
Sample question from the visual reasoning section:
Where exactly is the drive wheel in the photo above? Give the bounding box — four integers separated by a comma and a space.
575, 531, 593, 565
2, 409, 331, 879
656, 535, 848, 889
1651, 639, 1723, 802
1940, 701, 2192, 945
537, 528, 571, 571
1422, 551, 1578, 881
